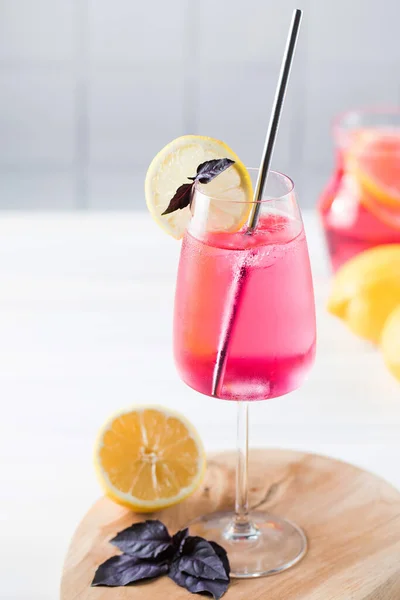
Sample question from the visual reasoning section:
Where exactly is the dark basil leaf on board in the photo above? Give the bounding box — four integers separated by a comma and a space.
209, 541, 230, 578
92, 520, 231, 597
110, 520, 172, 558
92, 554, 169, 587
169, 559, 229, 600
172, 527, 190, 553
179, 537, 229, 580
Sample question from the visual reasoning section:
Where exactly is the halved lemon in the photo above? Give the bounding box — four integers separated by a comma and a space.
94, 405, 206, 512
327, 244, 400, 344
381, 305, 400, 382
145, 135, 253, 239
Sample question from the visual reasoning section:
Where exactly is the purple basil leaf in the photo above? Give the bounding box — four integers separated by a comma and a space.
172, 528, 189, 554
162, 183, 193, 215
161, 157, 235, 217
92, 554, 169, 587
110, 520, 172, 559
169, 559, 229, 600
193, 158, 235, 184
179, 537, 229, 581
209, 542, 230, 578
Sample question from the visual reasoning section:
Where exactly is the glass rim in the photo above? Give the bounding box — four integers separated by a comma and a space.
333, 106, 400, 137
333, 106, 400, 155
193, 168, 295, 204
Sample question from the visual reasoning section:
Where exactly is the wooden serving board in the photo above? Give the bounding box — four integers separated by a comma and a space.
61, 449, 400, 600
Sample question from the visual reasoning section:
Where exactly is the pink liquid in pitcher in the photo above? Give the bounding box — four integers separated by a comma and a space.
318, 109, 400, 272
174, 214, 316, 401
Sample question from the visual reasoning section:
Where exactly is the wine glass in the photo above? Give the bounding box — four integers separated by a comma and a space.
173, 169, 316, 578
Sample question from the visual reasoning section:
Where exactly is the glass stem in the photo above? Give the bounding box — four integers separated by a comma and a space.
234, 401, 252, 534
224, 401, 259, 542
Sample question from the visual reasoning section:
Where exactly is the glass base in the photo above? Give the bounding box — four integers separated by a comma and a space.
188, 510, 307, 578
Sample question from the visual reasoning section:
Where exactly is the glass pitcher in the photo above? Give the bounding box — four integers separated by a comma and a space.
318, 108, 400, 272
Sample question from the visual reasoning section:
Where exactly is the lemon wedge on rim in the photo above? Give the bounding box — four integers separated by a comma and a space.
145, 135, 253, 239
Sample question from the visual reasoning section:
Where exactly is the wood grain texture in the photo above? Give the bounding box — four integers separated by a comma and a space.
61, 449, 400, 600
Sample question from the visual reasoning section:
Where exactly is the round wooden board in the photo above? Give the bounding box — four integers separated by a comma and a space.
61, 449, 400, 600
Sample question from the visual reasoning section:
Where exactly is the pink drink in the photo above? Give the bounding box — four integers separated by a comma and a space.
174, 214, 316, 401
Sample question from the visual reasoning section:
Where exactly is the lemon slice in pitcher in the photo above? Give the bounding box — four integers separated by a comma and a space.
145, 135, 253, 239
350, 130, 400, 208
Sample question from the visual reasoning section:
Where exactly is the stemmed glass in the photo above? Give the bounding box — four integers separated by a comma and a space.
173, 169, 316, 578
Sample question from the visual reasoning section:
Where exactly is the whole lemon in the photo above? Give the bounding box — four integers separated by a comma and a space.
381, 306, 400, 382
327, 245, 400, 344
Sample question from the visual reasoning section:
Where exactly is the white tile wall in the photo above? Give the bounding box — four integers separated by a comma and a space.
0, 71, 76, 167
307, 0, 400, 65
88, 0, 186, 65
197, 0, 306, 66
0, 172, 75, 209
0, 0, 399, 209
303, 63, 400, 170
0, 0, 76, 64
87, 170, 144, 209
195, 64, 293, 171
88, 69, 185, 169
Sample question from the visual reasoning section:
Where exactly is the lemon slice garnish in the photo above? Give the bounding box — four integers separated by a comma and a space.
145, 135, 253, 239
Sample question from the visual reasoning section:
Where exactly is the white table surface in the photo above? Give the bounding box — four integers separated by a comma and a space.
1, 211, 400, 600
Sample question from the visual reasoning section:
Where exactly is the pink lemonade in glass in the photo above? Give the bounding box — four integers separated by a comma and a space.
174, 213, 316, 401
318, 109, 400, 272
